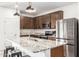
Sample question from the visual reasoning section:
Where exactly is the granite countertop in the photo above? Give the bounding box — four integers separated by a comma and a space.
20, 37, 67, 53
6, 37, 67, 57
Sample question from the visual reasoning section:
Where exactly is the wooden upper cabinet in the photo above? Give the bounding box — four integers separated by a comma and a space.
38, 14, 51, 29
38, 16, 43, 29
33, 17, 39, 29
20, 16, 34, 29
20, 11, 63, 29
20, 16, 25, 29
50, 11, 63, 29
51, 14, 56, 29
33, 11, 63, 29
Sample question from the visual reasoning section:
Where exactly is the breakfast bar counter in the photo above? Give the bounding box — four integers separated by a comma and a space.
20, 37, 67, 53
7, 37, 67, 57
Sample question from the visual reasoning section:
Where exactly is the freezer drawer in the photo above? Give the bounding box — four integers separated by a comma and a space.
64, 45, 77, 57
66, 40, 76, 46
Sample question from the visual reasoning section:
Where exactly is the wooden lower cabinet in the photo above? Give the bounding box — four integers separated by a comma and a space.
50, 45, 64, 57
48, 36, 56, 41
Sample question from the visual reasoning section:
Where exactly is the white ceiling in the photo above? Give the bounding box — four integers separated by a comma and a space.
0, 2, 76, 17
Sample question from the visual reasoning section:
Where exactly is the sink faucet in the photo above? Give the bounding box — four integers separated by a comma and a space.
28, 30, 32, 40
28, 30, 34, 40
28, 32, 30, 40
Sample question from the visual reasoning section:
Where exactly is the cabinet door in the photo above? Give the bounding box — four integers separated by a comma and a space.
58, 45, 64, 57
51, 45, 64, 57
38, 14, 50, 29
33, 17, 39, 29
24, 17, 34, 29
42, 14, 50, 23
38, 16, 43, 29
20, 16, 34, 29
50, 11, 63, 29
29, 19, 34, 29
51, 13, 57, 29
42, 14, 51, 29
20, 16, 26, 29
24, 17, 30, 29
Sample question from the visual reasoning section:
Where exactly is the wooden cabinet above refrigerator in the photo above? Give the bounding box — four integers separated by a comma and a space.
50, 11, 63, 29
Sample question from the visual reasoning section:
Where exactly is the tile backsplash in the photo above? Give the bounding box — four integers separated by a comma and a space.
20, 29, 56, 35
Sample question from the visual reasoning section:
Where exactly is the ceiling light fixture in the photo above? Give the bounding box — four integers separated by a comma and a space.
25, 2, 36, 13
14, 2, 20, 16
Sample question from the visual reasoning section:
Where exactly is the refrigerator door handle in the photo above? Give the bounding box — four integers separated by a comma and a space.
56, 38, 71, 40
66, 43, 75, 46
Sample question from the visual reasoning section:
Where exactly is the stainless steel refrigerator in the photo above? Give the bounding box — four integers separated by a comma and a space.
56, 18, 78, 57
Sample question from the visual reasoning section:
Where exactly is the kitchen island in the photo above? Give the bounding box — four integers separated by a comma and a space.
7, 37, 67, 57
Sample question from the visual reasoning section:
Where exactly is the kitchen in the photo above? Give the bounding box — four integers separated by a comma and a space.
20, 10, 64, 57
0, 2, 79, 57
